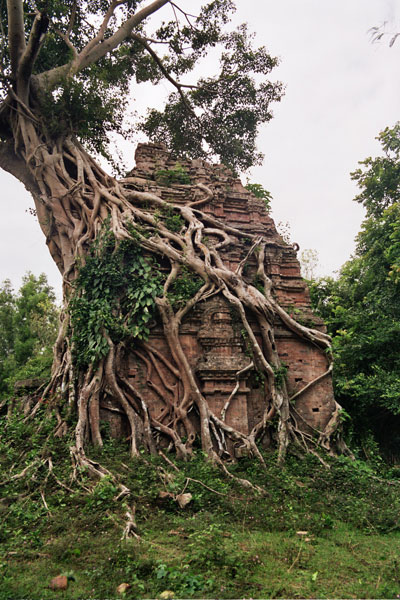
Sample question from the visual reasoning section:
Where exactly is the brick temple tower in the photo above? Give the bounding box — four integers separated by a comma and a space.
100, 143, 336, 445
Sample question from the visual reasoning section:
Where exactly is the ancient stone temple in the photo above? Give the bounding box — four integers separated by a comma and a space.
100, 143, 336, 447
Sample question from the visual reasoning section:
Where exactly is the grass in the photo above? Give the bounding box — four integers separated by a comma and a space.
1, 412, 400, 599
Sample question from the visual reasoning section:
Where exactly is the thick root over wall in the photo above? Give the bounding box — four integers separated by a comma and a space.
6, 109, 349, 481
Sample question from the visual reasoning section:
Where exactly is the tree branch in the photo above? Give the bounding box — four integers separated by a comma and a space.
36, 0, 171, 89
55, 29, 78, 60
78, 0, 127, 61
170, 2, 197, 23
6, 0, 26, 76
130, 32, 198, 110
77, 0, 171, 72
17, 12, 49, 101
65, 0, 77, 37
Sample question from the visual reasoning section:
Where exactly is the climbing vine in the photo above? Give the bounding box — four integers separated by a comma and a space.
167, 266, 204, 309
69, 223, 164, 367
155, 163, 191, 187
245, 183, 272, 211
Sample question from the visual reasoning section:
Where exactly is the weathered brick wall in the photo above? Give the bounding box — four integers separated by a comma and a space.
100, 143, 336, 441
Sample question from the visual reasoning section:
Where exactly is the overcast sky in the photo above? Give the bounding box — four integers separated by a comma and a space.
1, 0, 399, 296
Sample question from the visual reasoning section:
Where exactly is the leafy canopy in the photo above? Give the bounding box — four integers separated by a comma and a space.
141, 23, 283, 171
0, 0, 283, 171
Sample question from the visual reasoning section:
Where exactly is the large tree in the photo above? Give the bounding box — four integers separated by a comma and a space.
309, 123, 400, 459
0, 0, 339, 471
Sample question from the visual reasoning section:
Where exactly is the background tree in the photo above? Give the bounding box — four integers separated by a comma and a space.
0, 0, 339, 470
0, 273, 58, 398
0, 279, 16, 396
309, 123, 400, 460
299, 248, 319, 281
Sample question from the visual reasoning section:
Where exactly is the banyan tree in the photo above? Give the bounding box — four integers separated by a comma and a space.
0, 0, 347, 474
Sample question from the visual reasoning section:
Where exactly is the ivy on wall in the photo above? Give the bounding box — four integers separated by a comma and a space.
69, 224, 163, 367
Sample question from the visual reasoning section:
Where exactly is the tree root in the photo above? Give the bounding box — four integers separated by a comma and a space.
0, 459, 40, 487
121, 504, 141, 541
6, 105, 347, 469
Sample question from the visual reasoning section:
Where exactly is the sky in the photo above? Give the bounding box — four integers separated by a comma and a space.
0, 0, 399, 297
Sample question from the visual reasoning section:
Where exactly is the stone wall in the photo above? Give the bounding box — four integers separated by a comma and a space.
100, 143, 336, 442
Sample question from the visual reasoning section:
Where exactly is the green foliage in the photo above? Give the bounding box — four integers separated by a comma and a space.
0, 274, 58, 398
40, 75, 129, 158
1, 430, 400, 599
167, 266, 204, 309
164, 213, 184, 233
155, 163, 191, 186
253, 370, 265, 388
1, 1, 282, 172
253, 274, 265, 294
85, 476, 118, 511
386, 203, 400, 282
141, 23, 284, 172
309, 124, 400, 457
154, 560, 214, 597
273, 362, 288, 390
70, 223, 164, 367
351, 123, 400, 218
0, 280, 15, 369
245, 182, 272, 211
157, 203, 185, 232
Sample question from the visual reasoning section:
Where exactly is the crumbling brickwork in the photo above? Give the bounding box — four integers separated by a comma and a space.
100, 143, 336, 443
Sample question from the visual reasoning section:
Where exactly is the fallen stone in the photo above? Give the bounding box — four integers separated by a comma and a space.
117, 582, 131, 594
176, 492, 192, 508
49, 575, 68, 590
159, 591, 175, 599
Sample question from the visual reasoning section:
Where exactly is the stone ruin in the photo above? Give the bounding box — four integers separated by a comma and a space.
99, 143, 336, 448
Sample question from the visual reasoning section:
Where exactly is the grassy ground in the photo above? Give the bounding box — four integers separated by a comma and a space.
1, 412, 400, 599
